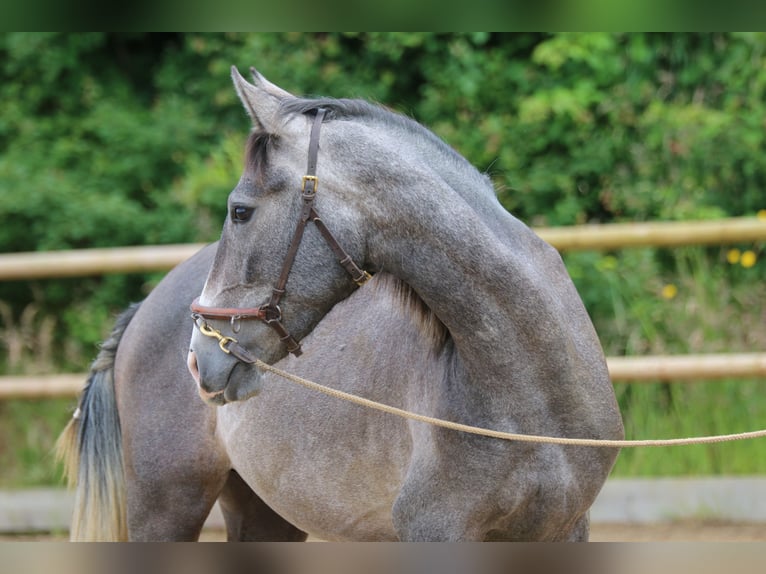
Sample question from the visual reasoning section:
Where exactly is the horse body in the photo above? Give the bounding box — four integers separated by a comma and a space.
214, 259, 617, 541
59, 67, 623, 541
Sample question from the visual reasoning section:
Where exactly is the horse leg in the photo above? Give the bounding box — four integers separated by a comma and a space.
394, 464, 593, 542
217, 470, 308, 541
116, 349, 232, 541
118, 363, 232, 541
120, 389, 231, 541
392, 431, 593, 541
125, 468, 228, 541
566, 513, 590, 542
391, 443, 493, 541
392, 485, 486, 541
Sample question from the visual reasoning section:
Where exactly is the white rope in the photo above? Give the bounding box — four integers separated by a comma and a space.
255, 359, 766, 448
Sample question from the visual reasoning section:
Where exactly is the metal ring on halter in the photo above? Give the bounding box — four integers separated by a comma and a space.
261, 305, 282, 324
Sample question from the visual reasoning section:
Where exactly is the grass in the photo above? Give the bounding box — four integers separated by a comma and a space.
611, 379, 766, 477
0, 244, 764, 486
0, 398, 74, 488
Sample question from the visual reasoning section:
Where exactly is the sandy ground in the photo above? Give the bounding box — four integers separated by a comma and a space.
200, 522, 766, 542
589, 521, 766, 542
3, 521, 764, 541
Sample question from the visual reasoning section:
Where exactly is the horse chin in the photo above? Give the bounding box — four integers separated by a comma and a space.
188, 345, 264, 405
196, 376, 261, 406
222, 367, 263, 403
198, 386, 228, 406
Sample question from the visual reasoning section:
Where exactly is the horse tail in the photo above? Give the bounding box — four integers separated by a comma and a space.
55, 303, 140, 541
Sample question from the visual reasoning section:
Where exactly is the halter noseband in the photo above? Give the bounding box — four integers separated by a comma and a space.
190, 108, 371, 359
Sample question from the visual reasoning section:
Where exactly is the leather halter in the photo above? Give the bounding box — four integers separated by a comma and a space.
191, 108, 371, 359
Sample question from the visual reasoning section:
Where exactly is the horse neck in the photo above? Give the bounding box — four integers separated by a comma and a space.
367, 177, 603, 403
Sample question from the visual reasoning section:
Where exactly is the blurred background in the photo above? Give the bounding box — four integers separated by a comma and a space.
0, 32, 765, 492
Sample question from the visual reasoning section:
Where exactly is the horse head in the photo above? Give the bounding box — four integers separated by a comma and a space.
188, 67, 375, 403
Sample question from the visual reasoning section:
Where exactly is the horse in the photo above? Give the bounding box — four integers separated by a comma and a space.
58, 66, 623, 541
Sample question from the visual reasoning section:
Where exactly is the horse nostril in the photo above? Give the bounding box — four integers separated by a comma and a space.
187, 349, 201, 384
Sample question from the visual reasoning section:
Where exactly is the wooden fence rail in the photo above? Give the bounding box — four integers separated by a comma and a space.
0, 243, 206, 281
1, 216, 764, 399
2, 353, 765, 400
539, 216, 766, 251
1, 216, 765, 280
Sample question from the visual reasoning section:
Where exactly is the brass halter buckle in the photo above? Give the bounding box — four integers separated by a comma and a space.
195, 317, 237, 354
301, 175, 318, 197
355, 270, 373, 286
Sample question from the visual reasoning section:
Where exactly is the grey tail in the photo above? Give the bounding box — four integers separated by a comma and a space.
55, 303, 140, 541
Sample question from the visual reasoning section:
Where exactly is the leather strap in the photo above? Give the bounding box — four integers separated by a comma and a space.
191, 107, 371, 360
190, 297, 265, 321
310, 212, 371, 285
266, 108, 327, 312
305, 108, 323, 180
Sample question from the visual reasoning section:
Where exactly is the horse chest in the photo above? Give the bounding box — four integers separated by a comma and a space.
216, 395, 410, 540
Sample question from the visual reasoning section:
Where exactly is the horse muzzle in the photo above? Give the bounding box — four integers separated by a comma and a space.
187, 349, 226, 404
187, 336, 264, 405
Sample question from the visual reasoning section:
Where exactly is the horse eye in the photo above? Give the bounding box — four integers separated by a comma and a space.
231, 205, 254, 223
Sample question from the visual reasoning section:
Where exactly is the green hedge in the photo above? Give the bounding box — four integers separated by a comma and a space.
1, 32, 765, 368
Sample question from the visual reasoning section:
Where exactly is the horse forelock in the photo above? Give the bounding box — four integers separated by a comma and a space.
244, 131, 277, 183
371, 273, 448, 352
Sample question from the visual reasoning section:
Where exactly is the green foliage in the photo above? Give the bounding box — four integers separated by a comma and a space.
1, 33, 766, 482
0, 398, 72, 487
612, 379, 766, 477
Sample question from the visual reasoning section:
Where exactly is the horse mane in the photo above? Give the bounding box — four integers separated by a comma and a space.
245, 94, 491, 194
371, 273, 449, 352
245, 98, 392, 178
280, 97, 469, 167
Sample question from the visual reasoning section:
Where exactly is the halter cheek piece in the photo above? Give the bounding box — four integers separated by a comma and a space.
190, 108, 371, 360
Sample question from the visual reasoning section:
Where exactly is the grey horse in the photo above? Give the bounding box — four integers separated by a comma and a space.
58, 67, 623, 541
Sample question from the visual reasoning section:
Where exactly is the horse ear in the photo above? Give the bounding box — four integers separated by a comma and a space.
249, 67, 295, 100
231, 66, 292, 133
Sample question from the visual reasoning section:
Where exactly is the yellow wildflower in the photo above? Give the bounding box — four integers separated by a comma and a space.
661, 284, 678, 300
597, 255, 618, 271
727, 249, 741, 264
758, 209, 766, 221
741, 250, 757, 268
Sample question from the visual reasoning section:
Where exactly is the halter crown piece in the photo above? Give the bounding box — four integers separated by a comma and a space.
191, 108, 372, 360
